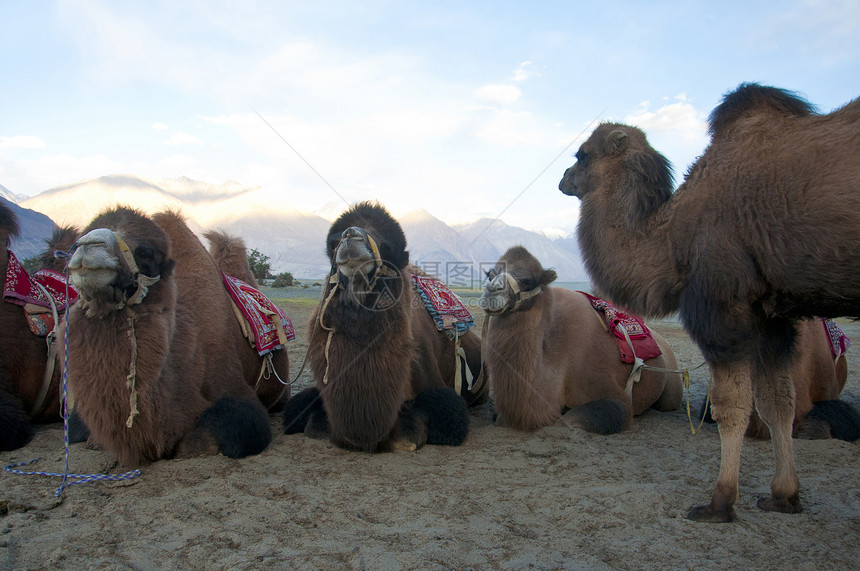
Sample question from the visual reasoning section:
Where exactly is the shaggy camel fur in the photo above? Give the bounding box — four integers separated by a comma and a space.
65, 206, 286, 466
480, 246, 682, 433
704, 318, 859, 441
560, 83, 860, 522
0, 204, 77, 451
283, 202, 485, 452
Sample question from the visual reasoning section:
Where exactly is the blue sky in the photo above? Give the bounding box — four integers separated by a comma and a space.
1, 0, 858, 234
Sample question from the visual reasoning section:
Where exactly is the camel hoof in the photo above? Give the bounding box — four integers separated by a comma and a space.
685, 503, 736, 523
757, 495, 802, 514
392, 438, 418, 452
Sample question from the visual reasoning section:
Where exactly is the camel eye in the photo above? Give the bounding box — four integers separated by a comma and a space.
575, 150, 588, 164
485, 268, 497, 280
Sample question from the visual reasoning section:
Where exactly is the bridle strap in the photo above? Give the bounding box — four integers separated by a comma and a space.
504, 273, 541, 312
113, 233, 160, 306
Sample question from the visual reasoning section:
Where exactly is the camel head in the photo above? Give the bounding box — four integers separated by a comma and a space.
68, 207, 174, 318
559, 123, 674, 225
480, 246, 556, 315
326, 202, 407, 304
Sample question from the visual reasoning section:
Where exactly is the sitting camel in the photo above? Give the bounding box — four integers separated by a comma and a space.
703, 318, 859, 441
0, 203, 78, 451
480, 246, 682, 432
283, 201, 485, 452
560, 83, 860, 521
64, 206, 288, 466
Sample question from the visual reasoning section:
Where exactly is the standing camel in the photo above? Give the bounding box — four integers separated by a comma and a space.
560, 83, 860, 522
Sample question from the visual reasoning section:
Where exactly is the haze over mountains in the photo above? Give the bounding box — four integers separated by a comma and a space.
9, 175, 588, 282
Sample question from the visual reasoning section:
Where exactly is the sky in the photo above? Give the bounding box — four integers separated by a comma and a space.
1, 0, 858, 236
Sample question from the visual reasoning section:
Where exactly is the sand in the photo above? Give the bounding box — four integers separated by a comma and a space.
2, 293, 859, 570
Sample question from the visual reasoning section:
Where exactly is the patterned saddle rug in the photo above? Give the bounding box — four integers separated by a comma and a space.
822, 318, 850, 360
579, 291, 662, 364
411, 273, 475, 336
222, 273, 295, 356
3, 250, 78, 336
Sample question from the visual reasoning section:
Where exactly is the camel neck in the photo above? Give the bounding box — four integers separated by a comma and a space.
577, 197, 681, 318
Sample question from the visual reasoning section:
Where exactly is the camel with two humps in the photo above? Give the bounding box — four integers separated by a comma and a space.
480, 245, 683, 433
560, 82, 860, 522
64, 206, 288, 466
283, 201, 486, 452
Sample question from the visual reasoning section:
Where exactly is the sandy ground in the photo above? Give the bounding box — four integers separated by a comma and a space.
2, 288, 859, 570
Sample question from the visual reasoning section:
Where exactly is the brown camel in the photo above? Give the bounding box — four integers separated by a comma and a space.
282, 201, 486, 452
480, 246, 682, 432
0, 203, 78, 451
559, 82, 860, 522
64, 206, 288, 466
704, 318, 858, 441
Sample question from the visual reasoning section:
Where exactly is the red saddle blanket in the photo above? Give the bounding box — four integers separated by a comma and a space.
4, 250, 79, 336
579, 291, 662, 364
822, 318, 850, 359
222, 273, 295, 356
3, 251, 78, 311
411, 273, 475, 335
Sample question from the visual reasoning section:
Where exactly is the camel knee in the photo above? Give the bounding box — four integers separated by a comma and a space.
558, 399, 630, 434
196, 395, 272, 458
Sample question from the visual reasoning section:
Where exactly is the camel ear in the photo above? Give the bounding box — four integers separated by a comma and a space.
605, 130, 628, 156
540, 269, 557, 285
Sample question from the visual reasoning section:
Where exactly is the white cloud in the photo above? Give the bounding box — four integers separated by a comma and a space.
475, 84, 522, 105
152, 123, 169, 131
512, 61, 536, 82
624, 94, 708, 144
0, 136, 46, 150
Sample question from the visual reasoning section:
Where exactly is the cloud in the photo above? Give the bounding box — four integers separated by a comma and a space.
152, 123, 169, 131
511, 61, 536, 82
624, 94, 708, 144
0, 136, 46, 150
475, 84, 522, 105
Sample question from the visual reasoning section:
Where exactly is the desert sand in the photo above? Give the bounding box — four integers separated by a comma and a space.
2, 289, 858, 570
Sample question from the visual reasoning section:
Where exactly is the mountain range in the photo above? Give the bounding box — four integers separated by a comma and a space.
7, 175, 588, 282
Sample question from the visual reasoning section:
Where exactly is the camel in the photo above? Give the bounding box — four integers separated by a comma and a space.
282, 201, 486, 452
703, 318, 858, 441
0, 203, 78, 451
63, 206, 289, 466
480, 246, 682, 433
559, 82, 860, 522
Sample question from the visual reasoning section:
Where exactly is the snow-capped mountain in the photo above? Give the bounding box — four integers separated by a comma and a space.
13, 174, 587, 281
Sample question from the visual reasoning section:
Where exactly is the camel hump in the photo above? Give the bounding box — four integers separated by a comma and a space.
204, 229, 257, 286
708, 82, 817, 137
0, 201, 20, 243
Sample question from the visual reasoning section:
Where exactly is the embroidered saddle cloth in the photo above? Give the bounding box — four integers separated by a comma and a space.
411, 273, 475, 336
222, 273, 295, 356
822, 318, 850, 359
3, 250, 79, 336
579, 291, 662, 364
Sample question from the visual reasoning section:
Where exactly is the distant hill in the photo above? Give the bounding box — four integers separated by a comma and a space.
14, 174, 587, 282
0, 197, 58, 261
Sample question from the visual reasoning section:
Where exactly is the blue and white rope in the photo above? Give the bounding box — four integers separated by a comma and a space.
3, 249, 141, 496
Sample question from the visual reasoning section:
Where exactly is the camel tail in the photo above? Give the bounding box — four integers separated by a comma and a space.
802, 400, 860, 442
560, 399, 630, 435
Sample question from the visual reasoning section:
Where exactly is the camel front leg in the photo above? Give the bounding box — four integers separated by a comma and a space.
686, 361, 752, 523
753, 365, 801, 514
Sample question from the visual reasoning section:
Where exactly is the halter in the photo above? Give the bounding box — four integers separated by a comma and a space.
503, 272, 542, 313
312, 233, 399, 385
113, 233, 161, 307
